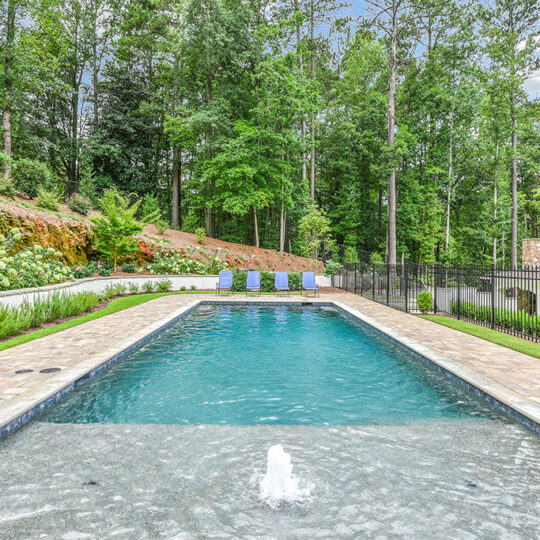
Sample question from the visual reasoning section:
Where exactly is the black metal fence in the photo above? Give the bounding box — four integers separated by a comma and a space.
332, 262, 540, 342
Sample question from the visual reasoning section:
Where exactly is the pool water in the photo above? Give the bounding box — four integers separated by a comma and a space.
2, 304, 539, 538
42, 305, 499, 425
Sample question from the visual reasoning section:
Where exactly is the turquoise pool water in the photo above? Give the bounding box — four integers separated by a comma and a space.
42, 304, 498, 425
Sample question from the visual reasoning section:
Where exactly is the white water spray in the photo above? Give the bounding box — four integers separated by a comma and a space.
260, 445, 310, 504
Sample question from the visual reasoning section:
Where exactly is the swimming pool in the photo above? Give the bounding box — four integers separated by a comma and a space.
41, 304, 500, 425
1, 303, 539, 538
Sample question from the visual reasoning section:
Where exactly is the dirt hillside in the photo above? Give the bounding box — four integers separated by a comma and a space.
0, 197, 322, 272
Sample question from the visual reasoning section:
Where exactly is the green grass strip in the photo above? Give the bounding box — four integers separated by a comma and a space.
0, 290, 307, 352
421, 315, 540, 360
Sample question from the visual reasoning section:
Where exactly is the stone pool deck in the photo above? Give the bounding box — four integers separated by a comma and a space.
1, 292, 539, 437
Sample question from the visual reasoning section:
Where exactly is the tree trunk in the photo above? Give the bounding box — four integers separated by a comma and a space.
172, 145, 180, 228
445, 115, 454, 253
253, 207, 259, 248
493, 139, 499, 265
295, 0, 307, 187
279, 198, 286, 252
387, 14, 398, 266
309, 0, 316, 199
2, 0, 16, 180
205, 70, 214, 237
511, 93, 518, 269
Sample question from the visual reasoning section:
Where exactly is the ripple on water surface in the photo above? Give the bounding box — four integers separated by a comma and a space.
0, 422, 539, 538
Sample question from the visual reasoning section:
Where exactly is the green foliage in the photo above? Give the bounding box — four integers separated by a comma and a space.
298, 205, 334, 268
141, 193, 167, 232
0, 152, 11, 176
180, 285, 187, 291
0, 291, 100, 341
369, 252, 384, 265
91, 189, 144, 269
142, 281, 155, 293
35, 186, 61, 211
67, 193, 93, 215
12, 159, 53, 198
156, 279, 172, 292
450, 300, 540, 338
0, 176, 16, 197
128, 282, 139, 294
101, 283, 127, 300
72, 261, 113, 278
324, 260, 342, 277
121, 262, 137, 273
417, 291, 433, 313
231, 270, 302, 292
190, 284, 197, 291
195, 227, 206, 244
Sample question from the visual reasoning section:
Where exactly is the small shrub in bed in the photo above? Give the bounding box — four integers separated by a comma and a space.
190, 284, 197, 291
180, 285, 186, 291
67, 193, 93, 215
417, 291, 433, 313
142, 281, 155, 293
195, 227, 206, 244
156, 279, 172, 292
35, 186, 62, 211
128, 282, 139, 294
121, 262, 137, 273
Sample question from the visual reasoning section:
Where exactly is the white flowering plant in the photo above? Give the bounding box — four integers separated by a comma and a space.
0, 228, 75, 290
141, 243, 229, 275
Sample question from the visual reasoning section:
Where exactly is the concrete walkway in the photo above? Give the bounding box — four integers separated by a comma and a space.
1, 292, 539, 438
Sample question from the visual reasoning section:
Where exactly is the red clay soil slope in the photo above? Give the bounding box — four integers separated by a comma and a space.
0, 197, 321, 272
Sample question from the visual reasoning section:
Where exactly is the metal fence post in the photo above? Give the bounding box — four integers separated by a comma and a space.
354, 262, 357, 295
491, 263, 496, 329
386, 264, 390, 306
372, 263, 376, 300
433, 264, 438, 314
404, 263, 409, 313
457, 263, 461, 320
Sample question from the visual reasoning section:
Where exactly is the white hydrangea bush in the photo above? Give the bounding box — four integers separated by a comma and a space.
0, 228, 75, 290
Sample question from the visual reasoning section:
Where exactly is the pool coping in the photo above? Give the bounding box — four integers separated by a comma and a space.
1, 297, 539, 440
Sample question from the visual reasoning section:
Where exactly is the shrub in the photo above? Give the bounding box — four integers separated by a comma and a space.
128, 282, 139, 294
298, 204, 333, 270
141, 193, 168, 233
142, 244, 226, 275
180, 285, 186, 291
450, 300, 540, 338
156, 279, 172, 292
0, 232, 74, 291
324, 260, 342, 277
0, 176, 16, 197
121, 262, 137, 273
91, 188, 144, 270
231, 270, 302, 292
190, 284, 197, 291
72, 260, 113, 279
195, 227, 206, 244
67, 193, 93, 215
417, 291, 433, 313
142, 280, 155, 293
369, 252, 384, 265
0, 152, 11, 176
35, 186, 61, 211
78, 174, 97, 206
12, 159, 53, 198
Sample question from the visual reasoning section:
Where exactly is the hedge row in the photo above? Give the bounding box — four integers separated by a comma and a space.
232, 270, 302, 292
450, 300, 540, 337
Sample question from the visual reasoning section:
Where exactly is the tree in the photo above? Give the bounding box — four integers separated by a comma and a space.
298, 203, 333, 270
481, 0, 540, 268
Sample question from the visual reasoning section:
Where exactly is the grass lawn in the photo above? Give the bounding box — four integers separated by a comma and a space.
421, 315, 540, 360
0, 290, 306, 352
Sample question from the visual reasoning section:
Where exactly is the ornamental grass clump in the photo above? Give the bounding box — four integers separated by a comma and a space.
0, 229, 74, 291
0, 291, 99, 341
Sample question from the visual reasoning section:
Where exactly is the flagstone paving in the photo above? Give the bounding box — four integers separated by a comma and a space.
0, 291, 539, 435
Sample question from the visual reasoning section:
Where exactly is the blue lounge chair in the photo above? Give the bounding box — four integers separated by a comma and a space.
302, 271, 319, 297
274, 272, 290, 295
246, 271, 261, 295
216, 270, 233, 294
